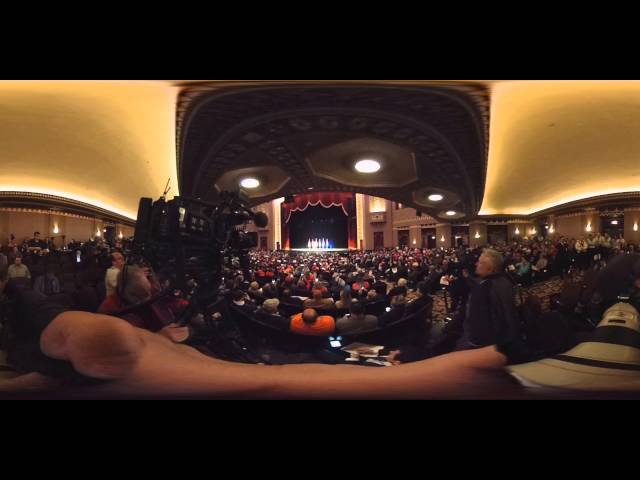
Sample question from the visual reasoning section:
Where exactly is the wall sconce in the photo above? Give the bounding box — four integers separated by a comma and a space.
96, 229, 101, 237
586, 222, 592, 232
531, 228, 537, 235
634, 222, 638, 232
474, 231, 480, 239
514, 227, 520, 235
440, 235, 445, 242
412, 239, 416, 245
431, 236, 436, 240
53, 224, 59, 234
549, 225, 555, 234
118, 231, 124, 239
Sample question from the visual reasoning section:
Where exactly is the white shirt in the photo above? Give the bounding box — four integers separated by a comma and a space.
105, 267, 120, 296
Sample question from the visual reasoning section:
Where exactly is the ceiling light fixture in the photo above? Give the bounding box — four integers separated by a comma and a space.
240, 177, 260, 189
428, 194, 444, 202
445, 211, 456, 216
354, 159, 381, 173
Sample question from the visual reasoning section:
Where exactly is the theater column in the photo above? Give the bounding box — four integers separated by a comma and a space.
435, 223, 452, 249
624, 207, 640, 244
0, 211, 9, 241
469, 221, 487, 248
272, 197, 284, 251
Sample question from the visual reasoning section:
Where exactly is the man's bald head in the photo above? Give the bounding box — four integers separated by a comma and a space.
302, 308, 318, 324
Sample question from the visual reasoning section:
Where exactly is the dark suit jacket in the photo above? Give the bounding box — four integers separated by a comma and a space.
378, 304, 406, 327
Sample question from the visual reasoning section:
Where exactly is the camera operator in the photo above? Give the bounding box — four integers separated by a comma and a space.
98, 265, 189, 343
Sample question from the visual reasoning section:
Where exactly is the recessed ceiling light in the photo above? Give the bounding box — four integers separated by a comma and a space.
446, 210, 456, 216
354, 159, 381, 173
428, 194, 444, 202
307, 187, 314, 190
240, 177, 260, 189
611, 220, 618, 225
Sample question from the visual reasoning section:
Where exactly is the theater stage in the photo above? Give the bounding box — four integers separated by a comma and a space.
289, 248, 349, 252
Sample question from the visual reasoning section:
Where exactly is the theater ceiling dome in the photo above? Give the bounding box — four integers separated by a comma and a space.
177, 82, 490, 219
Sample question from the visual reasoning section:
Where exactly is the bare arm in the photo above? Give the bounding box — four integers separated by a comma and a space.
40, 311, 511, 399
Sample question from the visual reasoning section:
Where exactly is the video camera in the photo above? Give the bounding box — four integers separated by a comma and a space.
131, 186, 268, 323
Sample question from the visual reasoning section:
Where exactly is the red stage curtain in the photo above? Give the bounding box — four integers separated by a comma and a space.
281, 192, 356, 250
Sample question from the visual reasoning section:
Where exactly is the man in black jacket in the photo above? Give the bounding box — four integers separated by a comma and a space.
458, 249, 519, 349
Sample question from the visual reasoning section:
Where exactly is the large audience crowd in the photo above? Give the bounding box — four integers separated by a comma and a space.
1, 228, 639, 377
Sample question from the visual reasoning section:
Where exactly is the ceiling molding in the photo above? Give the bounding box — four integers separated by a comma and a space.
0, 191, 136, 226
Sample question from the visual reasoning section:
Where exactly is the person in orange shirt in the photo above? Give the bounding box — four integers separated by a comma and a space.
290, 308, 335, 336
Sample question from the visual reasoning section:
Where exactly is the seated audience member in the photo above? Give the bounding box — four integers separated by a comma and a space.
254, 298, 289, 330
388, 278, 408, 298
257, 297, 281, 315
378, 294, 407, 327
261, 283, 278, 299
280, 288, 303, 308
303, 288, 336, 310
335, 286, 358, 309
34, 268, 61, 297
247, 281, 263, 300
8, 255, 31, 282
533, 255, 548, 272
229, 289, 257, 315
336, 302, 378, 335
290, 308, 335, 336
293, 279, 311, 298
404, 279, 421, 303
369, 282, 389, 302
405, 281, 432, 315
513, 253, 531, 283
